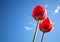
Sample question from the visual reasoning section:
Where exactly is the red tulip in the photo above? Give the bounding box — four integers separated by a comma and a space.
39, 18, 54, 33
32, 5, 47, 21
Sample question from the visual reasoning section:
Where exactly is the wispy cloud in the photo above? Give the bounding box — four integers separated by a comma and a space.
54, 5, 60, 14
24, 22, 36, 31
52, 5, 60, 15
24, 26, 32, 30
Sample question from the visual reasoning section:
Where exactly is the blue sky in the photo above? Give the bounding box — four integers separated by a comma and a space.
0, 0, 60, 42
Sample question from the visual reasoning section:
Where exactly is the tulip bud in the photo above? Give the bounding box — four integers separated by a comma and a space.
39, 17, 54, 33
32, 5, 47, 21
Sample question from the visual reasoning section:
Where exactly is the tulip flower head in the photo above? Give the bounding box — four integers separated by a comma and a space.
39, 18, 54, 33
32, 5, 47, 21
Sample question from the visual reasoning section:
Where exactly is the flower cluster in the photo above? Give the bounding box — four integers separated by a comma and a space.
31, 5, 54, 42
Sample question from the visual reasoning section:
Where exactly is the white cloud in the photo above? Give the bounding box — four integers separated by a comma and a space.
24, 26, 32, 30
52, 5, 60, 15
54, 5, 60, 14
24, 22, 37, 31
55, 9, 59, 13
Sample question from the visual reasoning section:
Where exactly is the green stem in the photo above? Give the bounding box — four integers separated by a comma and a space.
32, 21, 39, 42
41, 32, 45, 42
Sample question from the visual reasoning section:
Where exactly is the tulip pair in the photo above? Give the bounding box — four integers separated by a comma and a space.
32, 5, 54, 42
